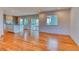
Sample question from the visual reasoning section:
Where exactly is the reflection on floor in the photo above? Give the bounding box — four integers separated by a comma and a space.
0, 30, 79, 51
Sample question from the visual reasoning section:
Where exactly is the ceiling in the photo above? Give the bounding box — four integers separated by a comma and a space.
0, 7, 70, 16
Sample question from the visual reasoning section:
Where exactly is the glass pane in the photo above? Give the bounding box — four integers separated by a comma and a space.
24, 17, 28, 25
47, 16, 58, 25
20, 18, 24, 25
51, 16, 58, 25
5, 16, 14, 25
31, 18, 39, 31
47, 16, 51, 25
6, 19, 14, 25
19, 18, 24, 35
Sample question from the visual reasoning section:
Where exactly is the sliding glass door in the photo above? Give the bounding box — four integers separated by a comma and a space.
19, 18, 24, 32
31, 18, 39, 31
30, 17, 39, 40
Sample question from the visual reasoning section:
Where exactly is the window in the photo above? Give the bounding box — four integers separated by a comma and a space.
47, 15, 58, 25
24, 17, 28, 25
5, 16, 14, 25
20, 18, 24, 25
31, 18, 39, 26
31, 17, 39, 31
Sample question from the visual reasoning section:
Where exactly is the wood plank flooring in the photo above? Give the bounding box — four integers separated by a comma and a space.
0, 31, 79, 51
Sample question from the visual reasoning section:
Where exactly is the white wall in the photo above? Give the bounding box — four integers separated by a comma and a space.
39, 9, 71, 35
70, 8, 79, 45
0, 10, 3, 37
20, 10, 71, 35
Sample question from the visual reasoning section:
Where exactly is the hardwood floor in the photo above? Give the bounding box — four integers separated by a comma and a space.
0, 31, 79, 51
